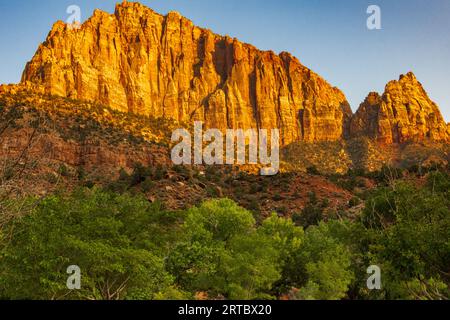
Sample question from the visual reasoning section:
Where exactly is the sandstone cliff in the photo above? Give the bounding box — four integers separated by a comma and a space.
17, 2, 450, 147
21, 1, 351, 146
350, 72, 449, 143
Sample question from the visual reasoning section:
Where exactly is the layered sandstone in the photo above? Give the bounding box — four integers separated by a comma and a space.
350, 72, 449, 143
21, 1, 351, 146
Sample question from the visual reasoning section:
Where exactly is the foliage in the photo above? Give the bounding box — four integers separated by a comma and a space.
0, 169, 449, 300
0, 188, 177, 300
360, 172, 450, 299
167, 199, 281, 300
291, 222, 355, 300
292, 192, 327, 228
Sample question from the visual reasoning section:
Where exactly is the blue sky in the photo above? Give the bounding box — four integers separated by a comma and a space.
0, 0, 449, 121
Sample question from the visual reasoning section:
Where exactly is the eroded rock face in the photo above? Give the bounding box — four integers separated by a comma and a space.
350, 72, 449, 143
21, 2, 351, 146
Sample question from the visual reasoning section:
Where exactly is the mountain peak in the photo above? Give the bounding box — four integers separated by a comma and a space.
400, 71, 417, 81
20, 1, 351, 146
115, 0, 146, 11
351, 73, 448, 143
365, 92, 382, 103
17, 2, 448, 146
114, 0, 160, 16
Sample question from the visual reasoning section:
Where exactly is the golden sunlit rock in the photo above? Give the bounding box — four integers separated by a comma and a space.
21, 1, 351, 146
350, 72, 449, 143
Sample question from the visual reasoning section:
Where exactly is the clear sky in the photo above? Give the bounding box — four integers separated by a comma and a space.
0, 0, 449, 121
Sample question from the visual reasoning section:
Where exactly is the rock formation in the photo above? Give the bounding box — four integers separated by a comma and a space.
17, 2, 450, 147
21, 1, 351, 146
350, 72, 449, 143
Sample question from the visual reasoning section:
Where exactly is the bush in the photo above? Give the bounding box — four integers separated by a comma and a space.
141, 177, 155, 193
166, 199, 281, 299
272, 193, 283, 201
306, 166, 320, 175
291, 222, 354, 300
360, 174, 450, 299
130, 163, 152, 186
293, 192, 324, 228
0, 188, 176, 300
153, 165, 167, 181
58, 164, 70, 177
349, 197, 361, 207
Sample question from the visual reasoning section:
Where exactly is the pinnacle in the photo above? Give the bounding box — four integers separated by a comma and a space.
399, 71, 417, 82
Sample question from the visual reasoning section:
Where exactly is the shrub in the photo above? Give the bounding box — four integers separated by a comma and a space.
153, 165, 167, 181
166, 199, 281, 299
306, 166, 320, 175
141, 178, 155, 193
272, 193, 283, 201
58, 164, 70, 177
349, 197, 361, 207
0, 188, 176, 300
130, 163, 152, 186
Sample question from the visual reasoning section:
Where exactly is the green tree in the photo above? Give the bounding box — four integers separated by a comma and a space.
167, 199, 281, 299
292, 192, 327, 228
0, 188, 179, 300
362, 176, 450, 299
258, 214, 304, 294
292, 222, 354, 300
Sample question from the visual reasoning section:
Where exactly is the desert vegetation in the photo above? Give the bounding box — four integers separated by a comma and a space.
0, 167, 448, 300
